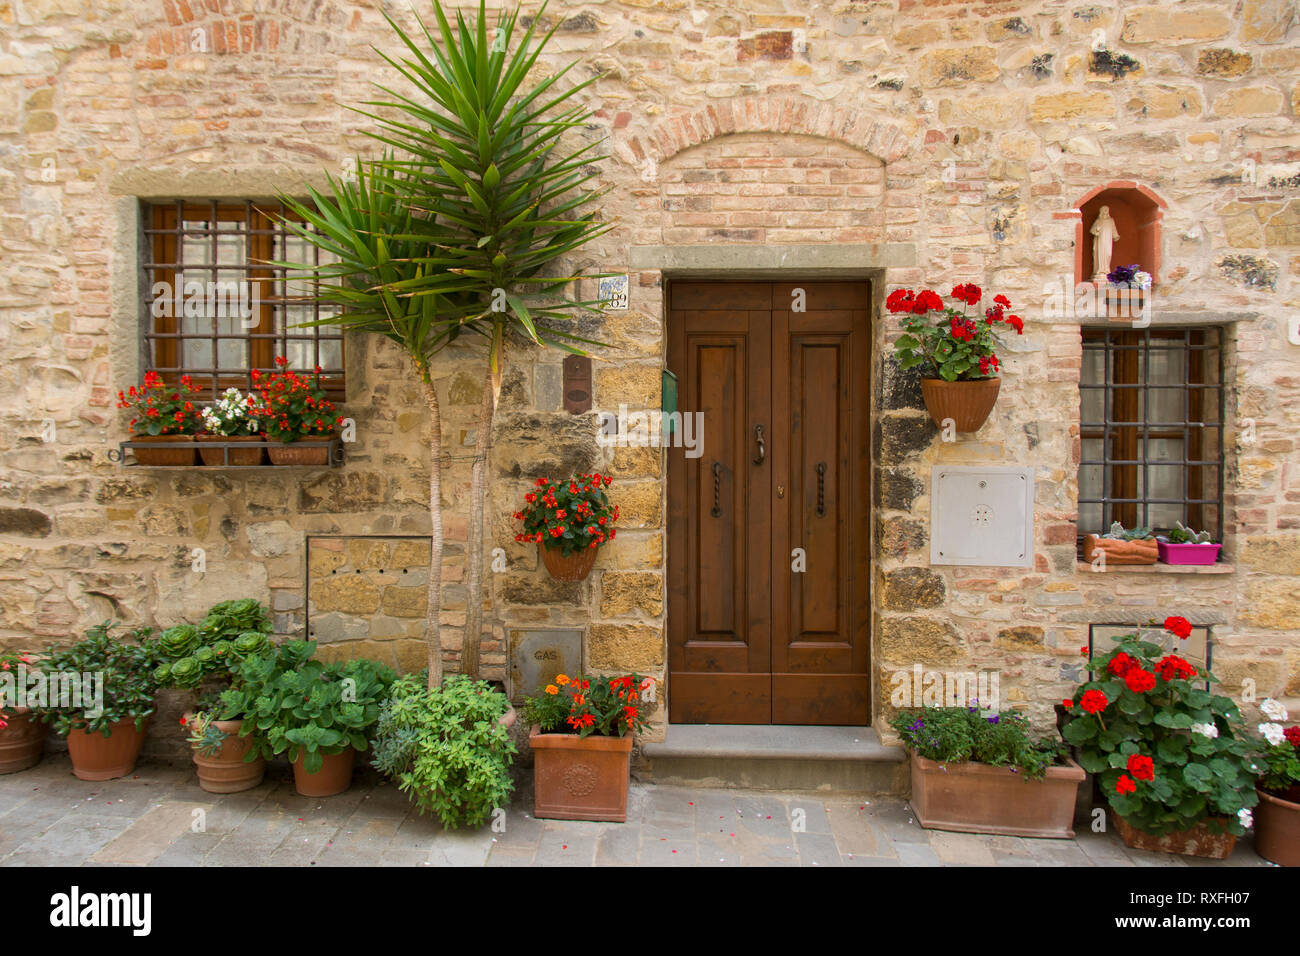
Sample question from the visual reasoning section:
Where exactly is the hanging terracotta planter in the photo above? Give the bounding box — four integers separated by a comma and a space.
291, 747, 356, 797
530, 724, 634, 822
0, 708, 44, 774
130, 435, 197, 466
197, 435, 266, 467
539, 542, 598, 582
268, 438, 333, 466
920, 378, 1000, 433
186, 715, 265, 794
65, 718, 149, 781
1254, 788, 1300, 867
1111, 812, 1238, 859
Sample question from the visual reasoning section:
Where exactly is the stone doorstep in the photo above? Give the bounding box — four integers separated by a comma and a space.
637, 725, 908, 794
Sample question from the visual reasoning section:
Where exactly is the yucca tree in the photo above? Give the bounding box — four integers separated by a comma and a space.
361, 0, 612, 679
281, 0, 610, 683
277, 161, 480, 688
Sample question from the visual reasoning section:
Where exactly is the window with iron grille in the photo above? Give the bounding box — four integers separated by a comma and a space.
1079, 327, 1224, 539
142, 201, 344, 400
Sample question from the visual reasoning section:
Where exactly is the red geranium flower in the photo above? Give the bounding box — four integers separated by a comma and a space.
885, 289, 916, 313
1283, 726, 1300, 747
1124, 668, 1157, 694
1115, 774, 1137, 795
950, 283, 982, 306
1155, 654, 1197, 682
1080, 689, 1108, 714
1126, 754, 1155, 781
1164, 616, 1193, 639
1107, 651, 1139, 677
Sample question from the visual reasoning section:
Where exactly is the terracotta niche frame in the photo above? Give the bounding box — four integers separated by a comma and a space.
1073, 181, 1167, 287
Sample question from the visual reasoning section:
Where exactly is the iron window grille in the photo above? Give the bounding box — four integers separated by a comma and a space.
1079, 327, 1224, 539
142, 200, 344, 400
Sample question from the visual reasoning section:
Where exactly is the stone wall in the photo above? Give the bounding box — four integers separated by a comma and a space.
2, 0, 1299, 743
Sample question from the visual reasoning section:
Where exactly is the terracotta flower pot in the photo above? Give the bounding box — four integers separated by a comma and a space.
908, 752, 1086, 838
1254, 788, 1300, 867
291, 747, 355, 797
0, 708, 44, 774
920, 377, 1000, 433
185, 715, 265, 794
65, 717, 149, 781
1082, 534, 1159, 566
538, 543, 599, 582
1111, 811, 1238, 859
197, 434, 266, 467
130, 434, 196, 466
267, 437, 334, 466
530, 724, 634, 822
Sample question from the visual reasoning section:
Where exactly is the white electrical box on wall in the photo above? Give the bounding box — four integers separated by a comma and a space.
930, 466, 1035, 567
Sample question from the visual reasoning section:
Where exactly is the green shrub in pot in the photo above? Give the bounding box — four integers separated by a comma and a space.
371, 673, 516, 829
32, 622, 159, 737
218, 640, 394, 772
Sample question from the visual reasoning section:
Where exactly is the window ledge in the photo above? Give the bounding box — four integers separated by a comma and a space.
1075, 561, 1235, 575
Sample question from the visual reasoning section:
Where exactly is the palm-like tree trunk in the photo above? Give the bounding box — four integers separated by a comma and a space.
461, 353, 499, 680
421, 373, 445, 689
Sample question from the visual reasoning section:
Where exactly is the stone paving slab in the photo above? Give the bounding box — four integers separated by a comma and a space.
0, 755, 1275, 868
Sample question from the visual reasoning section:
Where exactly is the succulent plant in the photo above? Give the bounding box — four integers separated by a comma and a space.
1103, 521, 1154, 541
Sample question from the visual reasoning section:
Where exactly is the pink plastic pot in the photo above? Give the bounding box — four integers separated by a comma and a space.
1157, 541, 1221, 565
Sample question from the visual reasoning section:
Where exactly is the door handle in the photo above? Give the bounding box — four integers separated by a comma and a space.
753, 424, 765, 465
816, 462, 827, 518
710, 461, 722, 518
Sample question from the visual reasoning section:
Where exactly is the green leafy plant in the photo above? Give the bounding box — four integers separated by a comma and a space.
250, 357, 343, 444
153, 599, 274, 691
218, 640, 395, 773
371, 673, 516, 829
116, 371, 204, 436
31, 622, 159, 737
275, 0, 612, 682
1165, 521, 1215, 544
1102, 520, 1153, 541
514, 472, 619, 558
888, 705, 1067, 780
523, 672, 653, 738
1061, 615, 1258, 836
182, 709, 231, 759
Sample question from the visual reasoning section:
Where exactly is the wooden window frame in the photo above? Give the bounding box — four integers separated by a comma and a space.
1078, 327, 1223, 538
143, 200, 344, 401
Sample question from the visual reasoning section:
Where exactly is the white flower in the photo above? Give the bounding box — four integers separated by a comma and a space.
1261, 698, 1289, 722
1190, 722, 1219, 739
1133, 270, 1152, 290
1260, 722, 1286, 746
1238, 808, 1253, 829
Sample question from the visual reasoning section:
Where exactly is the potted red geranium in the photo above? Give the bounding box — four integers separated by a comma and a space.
252, 357, 343, 466
514, 472, 619, 582
0, 651, 44, 773
116, 371, 204, 465
888, 283, 1023, 432
523, 672, 653, 822
1062, 615, 1259, 858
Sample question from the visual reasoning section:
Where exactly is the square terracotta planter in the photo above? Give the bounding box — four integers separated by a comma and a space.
908, 752, 1086, 838
1110, 811, 1237, 859
530, 724, 633, 822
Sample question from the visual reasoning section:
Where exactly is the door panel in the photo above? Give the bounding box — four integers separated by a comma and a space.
668, 280, 870, 725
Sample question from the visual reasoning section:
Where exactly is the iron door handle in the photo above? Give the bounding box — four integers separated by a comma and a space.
816, 462, 827, 518
753, 424, 765, 465
711, 461, 722, 518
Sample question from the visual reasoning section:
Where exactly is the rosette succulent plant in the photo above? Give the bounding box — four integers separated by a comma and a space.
153, 600, 274, 690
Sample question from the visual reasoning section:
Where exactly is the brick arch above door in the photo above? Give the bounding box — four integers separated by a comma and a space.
614, 95, 919, 169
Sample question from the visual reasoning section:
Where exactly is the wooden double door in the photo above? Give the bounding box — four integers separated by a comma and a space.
667, 281, 872, 725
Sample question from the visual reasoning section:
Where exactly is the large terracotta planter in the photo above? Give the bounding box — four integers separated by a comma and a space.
1111, 811, 1238, 859
908, 752, 1085, 838
130, 435, 196, 466
267, 437, 334, 466
291, 747, 355, 797
530, 724, 634, 822
186, 715, 265, 794
920, 377, 1000, 433
538, 543, 599, 582
1254, 788, 1300, 867
197, 434, 266, 467
1083, 534, 1159, 566
65, 717, 149, 781
0, 708, 44, 773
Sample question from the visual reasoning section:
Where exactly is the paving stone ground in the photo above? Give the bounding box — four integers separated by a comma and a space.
0, 755, 1273, 867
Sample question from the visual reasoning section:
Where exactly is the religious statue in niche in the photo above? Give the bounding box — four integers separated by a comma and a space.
1090, 205, 1120, 284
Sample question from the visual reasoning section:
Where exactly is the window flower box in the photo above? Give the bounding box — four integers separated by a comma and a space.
1156, 540, 1222, 565
113, 438, 344, 469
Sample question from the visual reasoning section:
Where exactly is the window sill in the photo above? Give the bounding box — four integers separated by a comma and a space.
1075, 561, 1235, 575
